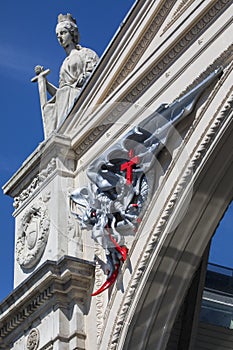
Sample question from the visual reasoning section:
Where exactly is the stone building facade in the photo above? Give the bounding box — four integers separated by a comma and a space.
1, 1, 233, 349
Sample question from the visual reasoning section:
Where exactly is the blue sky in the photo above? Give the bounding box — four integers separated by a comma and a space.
0, 0, 232, 302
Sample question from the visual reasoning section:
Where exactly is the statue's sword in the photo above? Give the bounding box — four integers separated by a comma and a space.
31, 65, 50, 138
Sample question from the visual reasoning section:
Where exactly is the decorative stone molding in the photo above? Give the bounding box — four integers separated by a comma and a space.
26, 328, 40, 350
107, 0, 230, 96
177, 44, 233, 101
0, 257, 94, 343
16, 200, 50, 269
106, 73, 233, 349
40, 346, 53, 350
0, 287, 53, 338
73, 0, 231, 161
13, 158, 56, 209
94, 244, 105, 346
162, 0, 196, 34
121, 0, 230, 103
107, 0, 177, 95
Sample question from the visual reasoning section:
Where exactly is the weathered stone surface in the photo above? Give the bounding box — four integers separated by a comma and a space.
0, 256, 94, 349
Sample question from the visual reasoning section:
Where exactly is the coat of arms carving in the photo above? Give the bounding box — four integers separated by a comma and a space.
16, 202, 50, 269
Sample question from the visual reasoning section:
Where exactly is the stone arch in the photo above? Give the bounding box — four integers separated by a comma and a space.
100, 68, 233, 350
123, 121, 233, 350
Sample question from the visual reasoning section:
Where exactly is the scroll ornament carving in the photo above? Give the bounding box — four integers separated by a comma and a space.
13, 158, 56, 209
16, 200, 50, 269
26, 328, 40, 350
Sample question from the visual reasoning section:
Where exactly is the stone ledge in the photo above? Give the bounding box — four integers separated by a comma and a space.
2, 133, 73, 199
0, 256, 95, 341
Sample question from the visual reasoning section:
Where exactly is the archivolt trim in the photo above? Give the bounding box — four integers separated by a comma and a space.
74, 0, 231, 160
107, 0, 230, 94
94, 244, 106, 345
162, 0, 197, 34
122, 0, 230, 104
107, 0, 177, 95
105, 68, 233, 349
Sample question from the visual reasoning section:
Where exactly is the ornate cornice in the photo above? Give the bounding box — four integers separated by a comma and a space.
162, 0, 196, 34
0, 287, 53, 339
3, 134, 73, 200
73, 0, 231, 160
108, 0, 230, 96
107, 0, 177, 95
105, 68, 233, 349
121, 0, 230, 104
0, 257, 94, 342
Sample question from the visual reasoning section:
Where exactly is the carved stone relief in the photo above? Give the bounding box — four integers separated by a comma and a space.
94, 244, 105, 345
13, 158, 56, 209
16, 199, 50, 269
26, 328, 40, 350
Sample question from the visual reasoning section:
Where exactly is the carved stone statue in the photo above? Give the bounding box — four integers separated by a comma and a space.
32, 13, 99, 138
